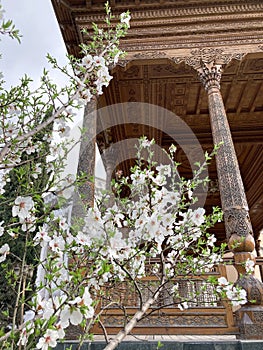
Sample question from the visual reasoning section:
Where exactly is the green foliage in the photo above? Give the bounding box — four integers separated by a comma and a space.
0, 16, 21, 43
0, 111, 53, 329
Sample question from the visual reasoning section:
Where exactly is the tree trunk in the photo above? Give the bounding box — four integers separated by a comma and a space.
103, 288, 163, 350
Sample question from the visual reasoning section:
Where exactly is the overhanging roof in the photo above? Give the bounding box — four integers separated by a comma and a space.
51, 0, 263, 242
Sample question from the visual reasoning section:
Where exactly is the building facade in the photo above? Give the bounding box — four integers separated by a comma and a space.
51, 0, 263, 339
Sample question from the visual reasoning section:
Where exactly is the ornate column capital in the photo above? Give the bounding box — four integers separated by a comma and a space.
172, 48, 246, 90
196, 61, 222, 91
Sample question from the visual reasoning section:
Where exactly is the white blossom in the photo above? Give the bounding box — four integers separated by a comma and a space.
55, 323, 65, 339
189, 208, 205, 226
36, 329, 59, 350
0, 243, 9, 262
42, 299, 56, 320
162, 191, 180, 206
57, 174, 75, 199
58, 216, 69, 231
93, 55, 105, 67
56, 120, 71, 138
218, 276, 229, 287
34, 225, 51, 247
191, 227, 202, 240
120, 12, 131, 27
18, 323, 34, 347
5, 122, 18, 139
188, 189, 193, 199
26, 143, 37, 155
207, 234, 217, 247
32, 163, 42, 179
76, 88, 93, 104
12, 196, 34, 220
60, 304, 83, 328
109, 231, 126, 257
0, 221, 4, 236
23, 310, 35, 322
131, 170, 147, 185
49, 235, 65, 253
169, 144, 177, 153
81, 54, 94, 70
21, 215, 36, 232
245, 258, 255, 274
113, 50, 121, 65
226, 287, 247, 306
178, 302, 188, 311
141, 138, 154, 148
146, 212, 160, 238
81, 287, 95, 317
156, 164, 171, 177
76, 231, 91, 246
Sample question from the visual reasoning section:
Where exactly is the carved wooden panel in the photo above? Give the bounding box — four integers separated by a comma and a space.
93, 269, 237, 335
51, 1, 263, 58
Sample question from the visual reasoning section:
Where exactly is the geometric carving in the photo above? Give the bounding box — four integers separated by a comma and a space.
195, 75, 259, 279
208, 179, 220, 194
102, 314, 227, 327
236, 306, 263, 340
193, 53, 263, 335
173, 49, 245, 92
76, 101, 97, 208
172, 48, 246, 70
133, 51, 168, 60
123, 66, 140, 78
224, 208, 253, 239
236, 276, 263, 305
246, 58, 263, 72
200, 76, 254, 243
117, 59, 129, 68
99, 276, 233, 332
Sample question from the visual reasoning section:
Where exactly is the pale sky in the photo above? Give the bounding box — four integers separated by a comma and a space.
0, 0, 68, 87
0, 0, 106, 179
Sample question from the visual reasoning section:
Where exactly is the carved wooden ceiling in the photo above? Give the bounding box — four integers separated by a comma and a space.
51, 0, 263, 242
51, 0, 263, 58
95, 56, 263, 242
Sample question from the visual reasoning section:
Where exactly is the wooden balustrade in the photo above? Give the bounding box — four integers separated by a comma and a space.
92, 262, 241, 336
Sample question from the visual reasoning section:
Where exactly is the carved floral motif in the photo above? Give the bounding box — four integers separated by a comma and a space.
133, 51, 168, 59
172, 48, 246, 70
197, 62, 222, 91
224, 208, 253, 240
102, 314, 226, 327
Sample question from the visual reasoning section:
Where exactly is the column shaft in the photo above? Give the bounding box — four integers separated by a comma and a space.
207, 87, 254, 247
197, 61, 263, 339
77, 100, 97, 208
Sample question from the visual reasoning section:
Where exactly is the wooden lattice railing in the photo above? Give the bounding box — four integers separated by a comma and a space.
92, 263, 238, 335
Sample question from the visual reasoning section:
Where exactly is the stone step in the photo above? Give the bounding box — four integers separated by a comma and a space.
55, 340, 263, 350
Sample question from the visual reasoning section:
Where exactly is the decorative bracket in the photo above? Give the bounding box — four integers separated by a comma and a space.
172, 48, 246, 69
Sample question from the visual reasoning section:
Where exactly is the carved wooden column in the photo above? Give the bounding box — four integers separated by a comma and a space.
197, 59, 263, 339
105, 148, 117, 192
77, 99, 97, 208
